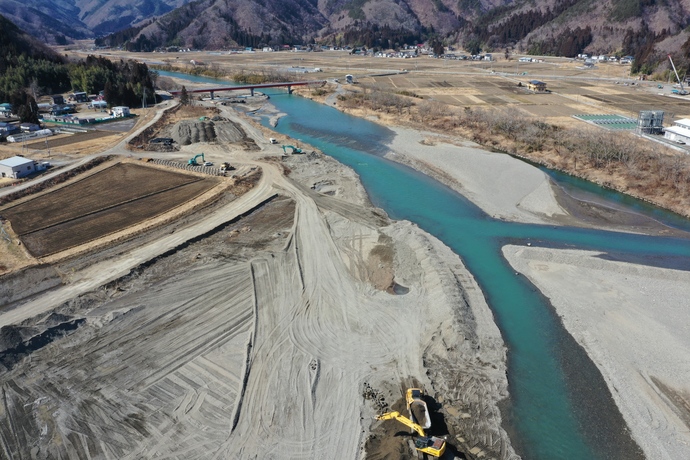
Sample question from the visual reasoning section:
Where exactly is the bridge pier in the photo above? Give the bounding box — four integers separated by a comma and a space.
250, 88, 254, 96
210, 91, 215, 100
287, 85, 293, 94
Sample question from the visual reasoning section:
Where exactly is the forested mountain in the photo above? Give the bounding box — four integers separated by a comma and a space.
2, 0, 690, 72
0, 0, 193, 42
0, 15, 155, 122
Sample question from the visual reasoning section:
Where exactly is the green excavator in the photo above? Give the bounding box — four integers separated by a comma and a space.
282, 145, 303, 154
188, 153, 205, 165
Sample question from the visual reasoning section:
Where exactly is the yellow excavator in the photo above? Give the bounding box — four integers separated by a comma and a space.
375, 411, 446, 457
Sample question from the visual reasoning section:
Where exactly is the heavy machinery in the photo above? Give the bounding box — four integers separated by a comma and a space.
406, 388, 431, 429
282, 145, 303, 154
220, 162, 234, 172
375, 411, 446, 457
668, 55, 688, 95
188, 153, 205, 165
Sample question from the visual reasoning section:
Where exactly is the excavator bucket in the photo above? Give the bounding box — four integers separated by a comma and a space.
406, 388, 431, 429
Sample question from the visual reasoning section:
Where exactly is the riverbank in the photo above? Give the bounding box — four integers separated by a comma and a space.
503, 245, 690, 460
383, 125, 690, 236
299, 86, 690, 237
303, 83, 690, 222
383, 127, 567, 225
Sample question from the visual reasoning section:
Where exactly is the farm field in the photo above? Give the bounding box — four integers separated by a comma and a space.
82, 47, 690, 122
1, 162, 219, 256
26, 130, 119, 149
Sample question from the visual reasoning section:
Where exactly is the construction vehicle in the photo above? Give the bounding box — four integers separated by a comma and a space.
406, 388, 431, 429
375, 411, 446, 457
220, 162, 234, 172
668, 55, 688, 95
188, 153, 205, 165
282, 145, 303, 154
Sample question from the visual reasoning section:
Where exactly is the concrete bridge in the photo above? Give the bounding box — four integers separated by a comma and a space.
169, 80, 326, 99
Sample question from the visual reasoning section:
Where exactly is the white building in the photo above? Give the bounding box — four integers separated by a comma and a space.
112, 106, 130, 118
0, 156, 36, 178
663, 118, 690, 146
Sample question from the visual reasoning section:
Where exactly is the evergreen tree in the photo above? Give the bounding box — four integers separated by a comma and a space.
180, 86, 190, 106
10, 91, 39, 124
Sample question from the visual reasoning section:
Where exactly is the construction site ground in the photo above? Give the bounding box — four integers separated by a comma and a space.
0, 97, 515, 459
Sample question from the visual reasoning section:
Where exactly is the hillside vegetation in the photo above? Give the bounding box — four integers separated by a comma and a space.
0, 15, 155, 122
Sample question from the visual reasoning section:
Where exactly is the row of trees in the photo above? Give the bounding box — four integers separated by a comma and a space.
336, 84, 414, 115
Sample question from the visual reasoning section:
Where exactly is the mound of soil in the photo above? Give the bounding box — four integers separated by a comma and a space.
166, 120, 217, 145
160, 118, 250, 146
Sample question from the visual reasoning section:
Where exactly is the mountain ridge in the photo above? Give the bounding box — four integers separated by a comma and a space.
1, 0, 689, 71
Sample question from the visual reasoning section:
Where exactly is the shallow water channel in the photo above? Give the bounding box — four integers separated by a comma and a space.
161, 71, 690, 459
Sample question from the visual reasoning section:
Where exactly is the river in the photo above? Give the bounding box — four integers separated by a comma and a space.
159, 71, 690, 459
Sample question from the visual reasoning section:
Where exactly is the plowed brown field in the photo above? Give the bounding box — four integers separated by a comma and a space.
1, 162, 218, 256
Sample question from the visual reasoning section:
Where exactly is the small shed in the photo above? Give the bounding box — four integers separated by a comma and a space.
50, 95, 65, 105
0, 156, 35, 179
527, 80, 547, 92
112, 106, 130, 118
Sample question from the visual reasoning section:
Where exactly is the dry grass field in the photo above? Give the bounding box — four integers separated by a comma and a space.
67, 46, 690, 122
26, 130, 119, 150
1, 162, 218, 256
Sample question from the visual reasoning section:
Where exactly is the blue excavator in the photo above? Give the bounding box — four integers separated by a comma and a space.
188, 153, 205, 165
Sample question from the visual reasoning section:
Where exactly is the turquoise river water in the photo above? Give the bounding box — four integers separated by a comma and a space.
160, 71, 690, 459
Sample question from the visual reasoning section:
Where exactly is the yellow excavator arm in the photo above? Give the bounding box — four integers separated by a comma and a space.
376, 411, 426, 437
